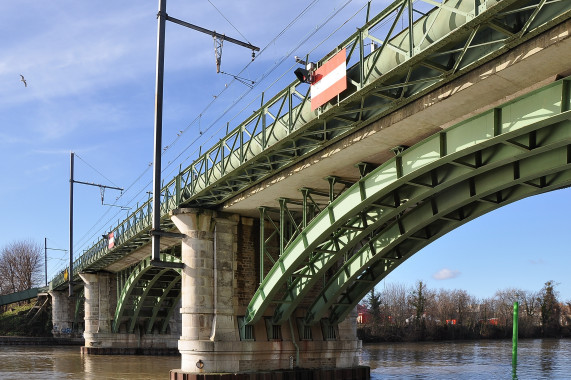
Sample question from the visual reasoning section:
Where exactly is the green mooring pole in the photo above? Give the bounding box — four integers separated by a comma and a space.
512, 301, 519, 368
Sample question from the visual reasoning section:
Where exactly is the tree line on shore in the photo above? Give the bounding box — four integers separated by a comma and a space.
358, 280, 571, 342
0, 240, 43, 307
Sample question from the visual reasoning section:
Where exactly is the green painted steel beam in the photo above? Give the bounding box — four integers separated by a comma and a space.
128, 268, 170, 333
0, 288, 39, 307
161, 292, 182, 334
246, 77, 571, 325
113, 253, 181, 333
312, 142, 571, 324
73, 288, 85, 329
146, 275, 181, 334
329, 169, 571, 324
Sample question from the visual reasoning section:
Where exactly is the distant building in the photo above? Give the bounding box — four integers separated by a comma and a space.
357, 304, 370, 324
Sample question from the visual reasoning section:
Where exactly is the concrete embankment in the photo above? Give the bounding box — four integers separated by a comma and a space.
0, 336, 84, 346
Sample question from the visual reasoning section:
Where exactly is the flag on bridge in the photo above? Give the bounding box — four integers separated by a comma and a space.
108, 231, 115, 249
311, 48, 347, 111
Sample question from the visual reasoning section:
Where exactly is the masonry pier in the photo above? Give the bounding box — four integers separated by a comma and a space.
169, 208, 365, 378
79, 270, 180, 354
49, 290, 78, 338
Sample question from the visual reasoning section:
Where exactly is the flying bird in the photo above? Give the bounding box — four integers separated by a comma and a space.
20, 74, 27, 87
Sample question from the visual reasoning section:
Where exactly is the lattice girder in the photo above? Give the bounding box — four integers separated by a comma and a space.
246, 77, 571, 325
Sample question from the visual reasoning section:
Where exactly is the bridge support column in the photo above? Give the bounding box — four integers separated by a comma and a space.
80, 272, 118, 353
209, 217, 238, 342
49, 290, 77, 337
170, 209, 366, 378
171, 208, 239, 373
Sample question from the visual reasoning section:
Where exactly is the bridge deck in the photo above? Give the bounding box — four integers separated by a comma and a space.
0, 288, 42, 307
49, 0, 571, 291
224, 18, 571, 216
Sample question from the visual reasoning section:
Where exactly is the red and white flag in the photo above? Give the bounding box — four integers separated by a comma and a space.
108, 231, 115, 249
311, 48, 347, 111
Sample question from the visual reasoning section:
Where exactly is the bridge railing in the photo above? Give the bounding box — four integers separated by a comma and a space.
51, 0, 570, 289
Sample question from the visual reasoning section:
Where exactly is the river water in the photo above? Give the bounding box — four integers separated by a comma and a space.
0, 339, 569, 379
362, 339, 571, 379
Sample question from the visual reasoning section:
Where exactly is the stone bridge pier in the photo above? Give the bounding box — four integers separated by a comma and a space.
78, 269, 181, 355
49, 290, 80, 338
170, 208, 366, 379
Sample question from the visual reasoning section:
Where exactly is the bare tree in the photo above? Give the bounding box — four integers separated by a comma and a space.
0, 240, 43, 294
432, 289, 455, 325
494, 288, 520, 330
381, 282, 411, 328
407, 280, 435, 339
452, 289, 478, 328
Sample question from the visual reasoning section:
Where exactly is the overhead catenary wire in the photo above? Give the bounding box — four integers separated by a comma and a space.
73, 0, 356, 255
161, 0, 323, 160
74, 0, 355, 255
219, 71, 255, 88
69, 153, 125, 250
207, 0, 253, 45
75, 153, 121, 190
165, 0, 355, 178
73, 0, 365, 257
89, 0, 328, 211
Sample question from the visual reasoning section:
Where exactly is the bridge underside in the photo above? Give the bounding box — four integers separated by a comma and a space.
245, 76, 571, 326
225, 17, 571, 218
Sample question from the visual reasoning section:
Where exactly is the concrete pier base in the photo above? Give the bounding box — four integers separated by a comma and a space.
170, 208, 364, 375
79, 331, 180, 355
49, 290, 78, 337
169, 366, 370, 380
80, 344, 179, 355
80, 271, 180, 354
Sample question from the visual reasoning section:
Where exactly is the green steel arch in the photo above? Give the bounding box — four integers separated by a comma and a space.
245, 77, 571, 325
113, 253, 181, 333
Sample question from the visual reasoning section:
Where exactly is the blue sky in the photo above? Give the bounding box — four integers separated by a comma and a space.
1, 1, 569, 302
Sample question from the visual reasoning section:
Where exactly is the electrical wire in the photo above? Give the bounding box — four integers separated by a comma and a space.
159, 0, 322, 162
73, 0, 355, 254
76, 0, 354, 252
84, 0, 328, 219
73, 0, 366, 256
164, 0, 355, 180
207, 0, 252, 45
75, 153, 121, 189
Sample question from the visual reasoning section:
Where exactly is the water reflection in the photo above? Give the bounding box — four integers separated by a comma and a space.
1, 339, 569, 379
82, 354, 180, 380
539, 338, 555, 376
361, 339, 571, 379
0, 346, 180, 379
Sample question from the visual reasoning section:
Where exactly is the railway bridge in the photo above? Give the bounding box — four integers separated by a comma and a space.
42, 0, 571, 378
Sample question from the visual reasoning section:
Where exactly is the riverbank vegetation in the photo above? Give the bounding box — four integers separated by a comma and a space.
0, 240, 43, 296
0, 239, 51, 336
358, 280, 571, 342
0, 301, 52, 337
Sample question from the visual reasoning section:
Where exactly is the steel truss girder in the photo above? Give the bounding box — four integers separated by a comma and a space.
112, 253, 181, 333
74, 288, 84, 330
245, 77, 571, 326
51, 0, 571, 291
314, 144, 571, 325
258, 174, 360, 281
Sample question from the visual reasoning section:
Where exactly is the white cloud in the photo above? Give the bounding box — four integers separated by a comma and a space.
432, 268, 461, 280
